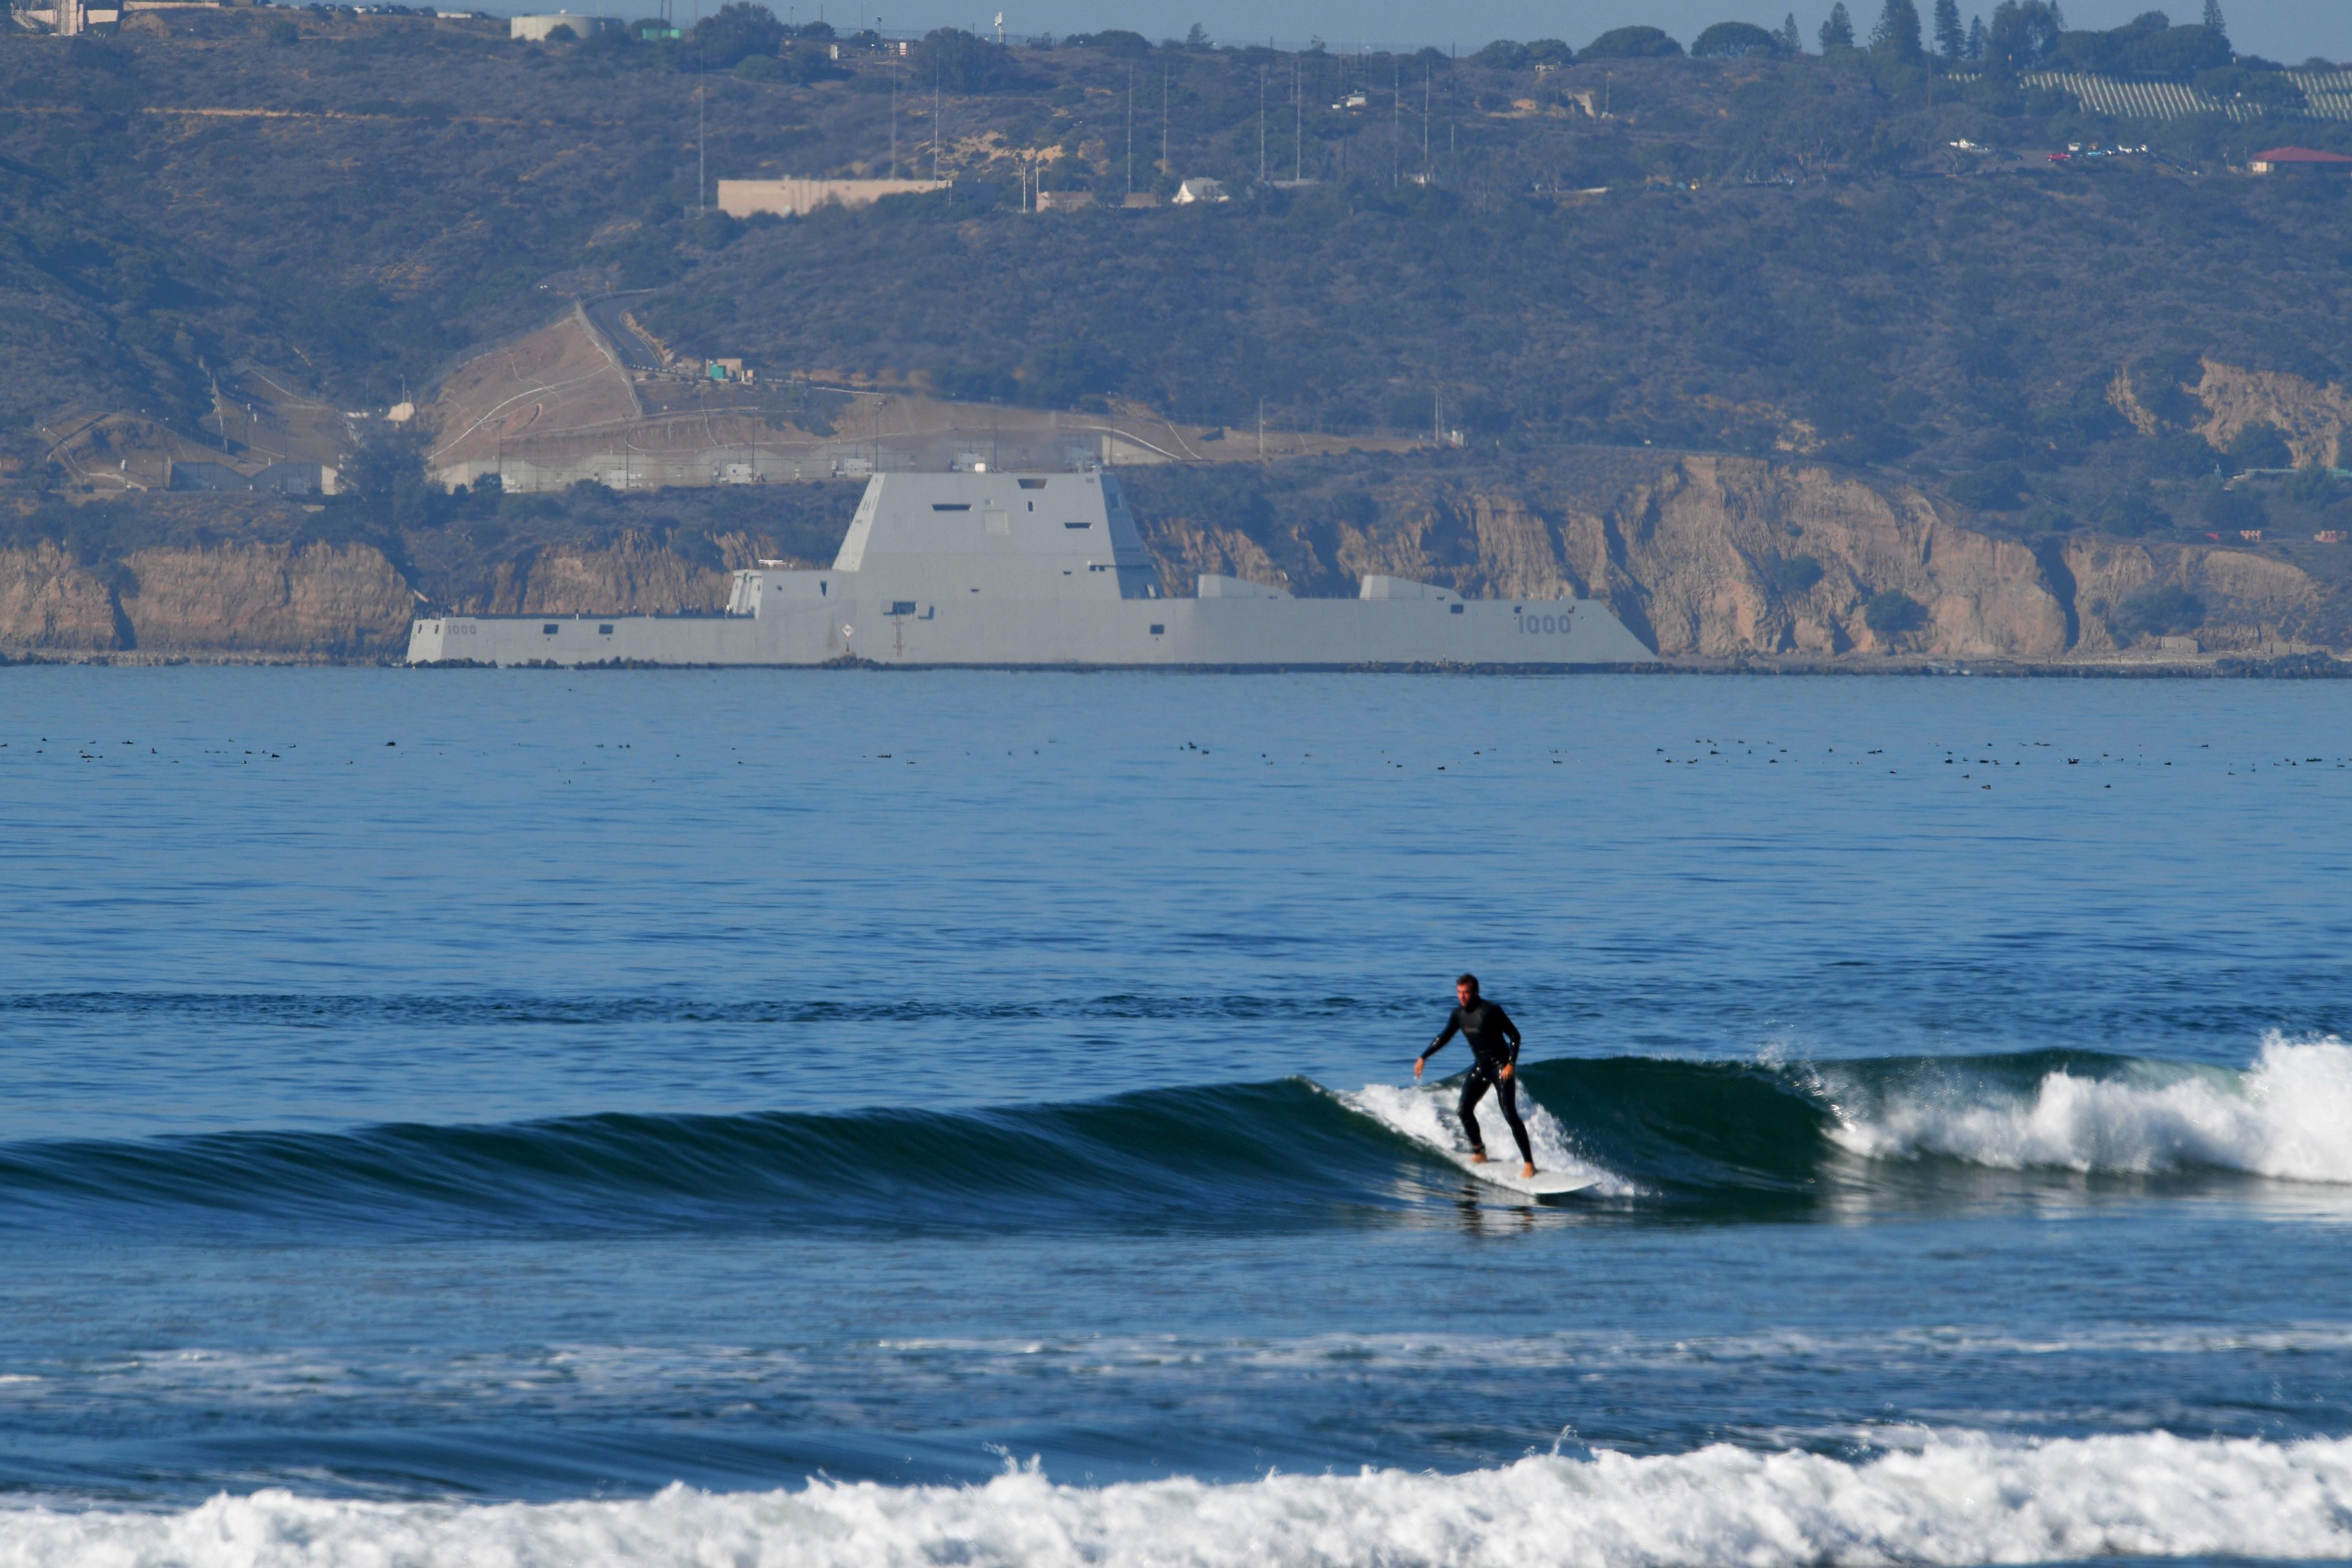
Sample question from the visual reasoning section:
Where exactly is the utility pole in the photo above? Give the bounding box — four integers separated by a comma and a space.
1392, 60, 1400, 186
1423, 66, 1430, 183
933, 75, 940, 182
889, 62, 898, 177
1162, 67, 1170, 178
1259, 64, 1266, 183
1293, 59, 1301, 182
695, 0, 705, 215
1127, 64, 1134, 196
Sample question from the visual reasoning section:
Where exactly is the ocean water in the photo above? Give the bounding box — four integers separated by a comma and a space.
4, 667, 2352, 1567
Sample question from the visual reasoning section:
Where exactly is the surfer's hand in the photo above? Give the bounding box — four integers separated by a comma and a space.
1412, 1057, 1424, 1080
1500, 1063, 1514, 1081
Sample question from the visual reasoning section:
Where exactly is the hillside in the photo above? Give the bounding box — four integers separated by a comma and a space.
7, 8, 2352, 661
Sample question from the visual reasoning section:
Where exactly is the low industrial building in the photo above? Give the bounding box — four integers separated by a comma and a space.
2248, 146, 2352, 175
716, 178, 945, 218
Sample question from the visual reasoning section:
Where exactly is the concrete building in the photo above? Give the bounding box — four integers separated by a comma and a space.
1173, 178, 1230, 204
716, 178, 945, 218
1034, 189, 1096, 211
509, 12, 620, 40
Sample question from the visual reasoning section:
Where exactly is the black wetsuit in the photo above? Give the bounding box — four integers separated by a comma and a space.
1420, 999, 1532, 1164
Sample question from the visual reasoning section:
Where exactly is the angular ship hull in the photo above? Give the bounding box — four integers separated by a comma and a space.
406, 472, 1656, 669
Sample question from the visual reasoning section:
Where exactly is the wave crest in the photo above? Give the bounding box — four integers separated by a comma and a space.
7, 1433, 2352, 1568
1825, 1035, 2352, 1183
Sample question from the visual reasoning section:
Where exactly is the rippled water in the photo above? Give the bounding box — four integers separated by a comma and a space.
4, 667, 2350, 1564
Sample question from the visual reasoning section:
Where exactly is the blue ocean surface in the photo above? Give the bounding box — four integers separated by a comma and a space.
4, 667, 2352, 1566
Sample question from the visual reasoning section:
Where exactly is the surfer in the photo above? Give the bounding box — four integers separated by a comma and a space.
1415, 974, 1535, 1179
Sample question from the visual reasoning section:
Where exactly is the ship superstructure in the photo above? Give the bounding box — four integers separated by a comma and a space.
405, 471, 1656, 667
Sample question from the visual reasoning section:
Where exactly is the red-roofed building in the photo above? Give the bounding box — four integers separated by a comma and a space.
2249, 147, 2352, 175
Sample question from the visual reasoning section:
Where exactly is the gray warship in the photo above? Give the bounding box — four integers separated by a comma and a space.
404, 471, 1656, 668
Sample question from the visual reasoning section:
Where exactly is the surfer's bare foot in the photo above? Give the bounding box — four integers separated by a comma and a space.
1468, 1151, 1488, 1163
1521, 1162, 1537, 1179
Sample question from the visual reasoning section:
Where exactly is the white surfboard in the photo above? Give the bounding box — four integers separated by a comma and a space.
1435, 1147, 1602, 1199
1337, 1083, 1608, 1200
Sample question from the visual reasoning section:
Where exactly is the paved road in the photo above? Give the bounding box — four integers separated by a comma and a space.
584, 293, 665, 372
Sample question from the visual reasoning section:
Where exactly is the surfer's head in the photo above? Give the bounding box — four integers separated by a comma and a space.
1456, 974, 1479, 1004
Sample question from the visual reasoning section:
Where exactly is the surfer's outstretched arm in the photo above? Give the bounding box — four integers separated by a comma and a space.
1414, 1014, 1461, 1079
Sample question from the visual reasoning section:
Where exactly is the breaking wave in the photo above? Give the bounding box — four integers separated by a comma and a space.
2, 1039, 2347, 1239
1821, 1035, 2352, 1185
5, 1431, 2351, 1568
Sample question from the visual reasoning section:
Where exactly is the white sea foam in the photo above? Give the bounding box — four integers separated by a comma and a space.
8, 1432, 2352, 1568
1828, 1035, 2352, 1184
1341, 1082, 1637, 1196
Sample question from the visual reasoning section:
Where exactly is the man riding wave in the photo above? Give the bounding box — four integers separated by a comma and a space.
1414, 973, 1535, 1179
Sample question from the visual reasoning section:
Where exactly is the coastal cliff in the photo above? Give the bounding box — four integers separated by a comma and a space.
3, 455, 2343, 664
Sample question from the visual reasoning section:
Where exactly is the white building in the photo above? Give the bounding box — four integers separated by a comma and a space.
509, 12, 620, 40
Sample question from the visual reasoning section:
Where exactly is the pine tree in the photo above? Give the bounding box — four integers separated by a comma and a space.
1965, 14, 1986, 56
1779, 11, 1804, 51
1819, 2, 1856, 51
2201, 0, 2225, 39
1870, 0, 1924, 57
1933, 0, 1965, 59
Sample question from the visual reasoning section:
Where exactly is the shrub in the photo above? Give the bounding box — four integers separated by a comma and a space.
2227, 421, 2292, 470
1761, 552, 1825, 595
1948, 461, 2026, 510
544, 24, 576, 42
1864, 589, 1928, 635
2093, 487, 2170, 536
266, 18, 300, 44
911, 27, 1033, 92
2107, 583, 2205, 640
2282, 462, 2338, 507
1583, 25, 1683, 58
2199, 486, 2266, 531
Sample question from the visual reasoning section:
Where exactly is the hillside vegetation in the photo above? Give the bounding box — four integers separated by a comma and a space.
6, 3, 2352, 659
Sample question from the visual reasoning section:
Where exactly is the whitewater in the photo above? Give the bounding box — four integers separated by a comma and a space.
9, 1434, 2352, 1568
1824, 1035, 2352, 1184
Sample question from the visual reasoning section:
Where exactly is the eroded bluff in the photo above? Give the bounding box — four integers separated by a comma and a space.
0, 457, 2335, 662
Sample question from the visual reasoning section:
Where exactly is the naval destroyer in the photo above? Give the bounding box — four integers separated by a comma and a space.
404, 471, 1656, 668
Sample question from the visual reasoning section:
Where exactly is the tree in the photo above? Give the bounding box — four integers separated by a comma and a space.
1777, 12, 1805, 51
341, 422, 441, 530
911, 27, 1031, 92
1932, 0, 1964, 59
1983, 0, 2063, 67
2202, 0, 2225, 40
691, 1, 785, 68
1966, 15, 1987, 56
1871, 0, 1924, 57
1693, 21, 1783, 56
1819, 3, 1856, 51
1582, 25, 1684, 57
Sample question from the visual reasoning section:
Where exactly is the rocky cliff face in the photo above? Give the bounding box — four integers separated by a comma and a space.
4, 456, 2340, 663
0, 540, 411, 658
1133, 453, 2332, 663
